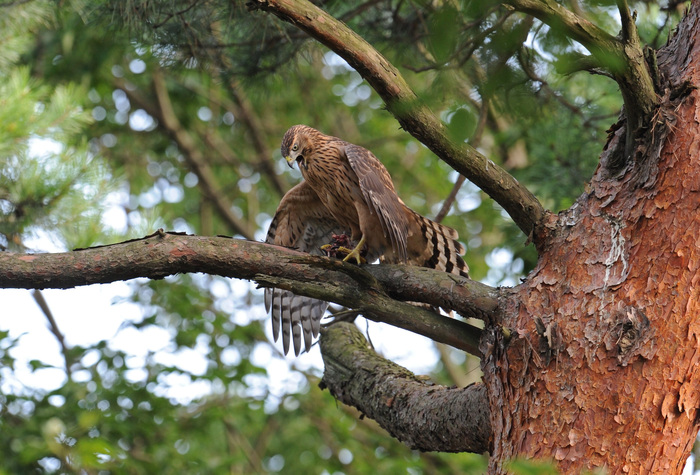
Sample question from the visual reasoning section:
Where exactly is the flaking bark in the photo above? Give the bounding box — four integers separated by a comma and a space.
482, 4, 700, 472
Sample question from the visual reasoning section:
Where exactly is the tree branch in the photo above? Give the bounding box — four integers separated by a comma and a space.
32, 289, 73, 379
319, 322, 491, 453
0, 232, 498, 355
616, 0, 635, 42
504, 0, 620, 53
554, 52, 611, 77
246, 0, 546, 242
505, 0, 659, 156
259, 274, 483, 354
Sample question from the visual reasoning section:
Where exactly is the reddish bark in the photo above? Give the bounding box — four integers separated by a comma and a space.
483, 7, 700, 473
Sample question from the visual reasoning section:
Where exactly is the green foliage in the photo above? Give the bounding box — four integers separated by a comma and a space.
506, 457, 560, 474
0, 65, 119, 250
0, 1, 53, 71
427, 5, 461, 63
0, 0, 688, 473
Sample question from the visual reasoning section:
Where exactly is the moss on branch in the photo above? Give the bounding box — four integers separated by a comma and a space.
320, 322, 492, 453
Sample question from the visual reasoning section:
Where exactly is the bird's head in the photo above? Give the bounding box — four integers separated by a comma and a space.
281, 125, 315, 170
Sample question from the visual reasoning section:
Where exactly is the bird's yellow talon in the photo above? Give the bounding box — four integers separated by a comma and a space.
340, 235, 367, 265
340, 246, 366, 264
267, 125, 471, 355
338, 246, 367, 264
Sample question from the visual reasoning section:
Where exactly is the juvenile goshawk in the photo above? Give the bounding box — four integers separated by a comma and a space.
265, 125, 469, 355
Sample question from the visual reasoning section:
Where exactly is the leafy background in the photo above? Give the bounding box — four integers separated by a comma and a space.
0, 1, 690, 473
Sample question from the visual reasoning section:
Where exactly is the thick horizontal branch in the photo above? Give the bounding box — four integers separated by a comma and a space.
319, 322, 491, 453
247, 0, 545, 241
0, 232, 498, 354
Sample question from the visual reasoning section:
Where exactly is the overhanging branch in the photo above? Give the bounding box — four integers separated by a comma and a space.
505, 0, 659, 155
504, 0, 620, 54
246, 0, 546, 241
320, 322, 492, 453
0, 232, 498, 354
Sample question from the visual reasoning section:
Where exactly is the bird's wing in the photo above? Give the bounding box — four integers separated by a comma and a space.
344, 144, 409, 262
264, 181, 348, 355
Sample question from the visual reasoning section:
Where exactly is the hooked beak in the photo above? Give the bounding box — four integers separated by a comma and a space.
285, 156, 295, 168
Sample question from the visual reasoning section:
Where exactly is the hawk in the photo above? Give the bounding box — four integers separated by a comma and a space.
265, 125, 469, 355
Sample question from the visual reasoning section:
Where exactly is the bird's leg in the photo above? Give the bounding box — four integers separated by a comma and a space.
320, 233, 366, 263
341, 235, 366, 265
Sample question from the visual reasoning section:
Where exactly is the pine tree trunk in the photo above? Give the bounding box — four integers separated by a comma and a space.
483, 7, 700, 473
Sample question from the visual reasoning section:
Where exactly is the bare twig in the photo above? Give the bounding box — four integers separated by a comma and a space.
517, 48, 584, 115
31, 290, 72, 378
434, 174, 467, 225
434, 98, 489, 223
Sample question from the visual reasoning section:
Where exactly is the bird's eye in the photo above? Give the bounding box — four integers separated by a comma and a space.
292, 144, 299, 152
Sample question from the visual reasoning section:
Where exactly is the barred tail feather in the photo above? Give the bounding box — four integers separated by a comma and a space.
265, 288, 329, 355
265, 209, 345, 355
414, 214, 470, 278
289, 295, 303, 356
264, 288, 279, 341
